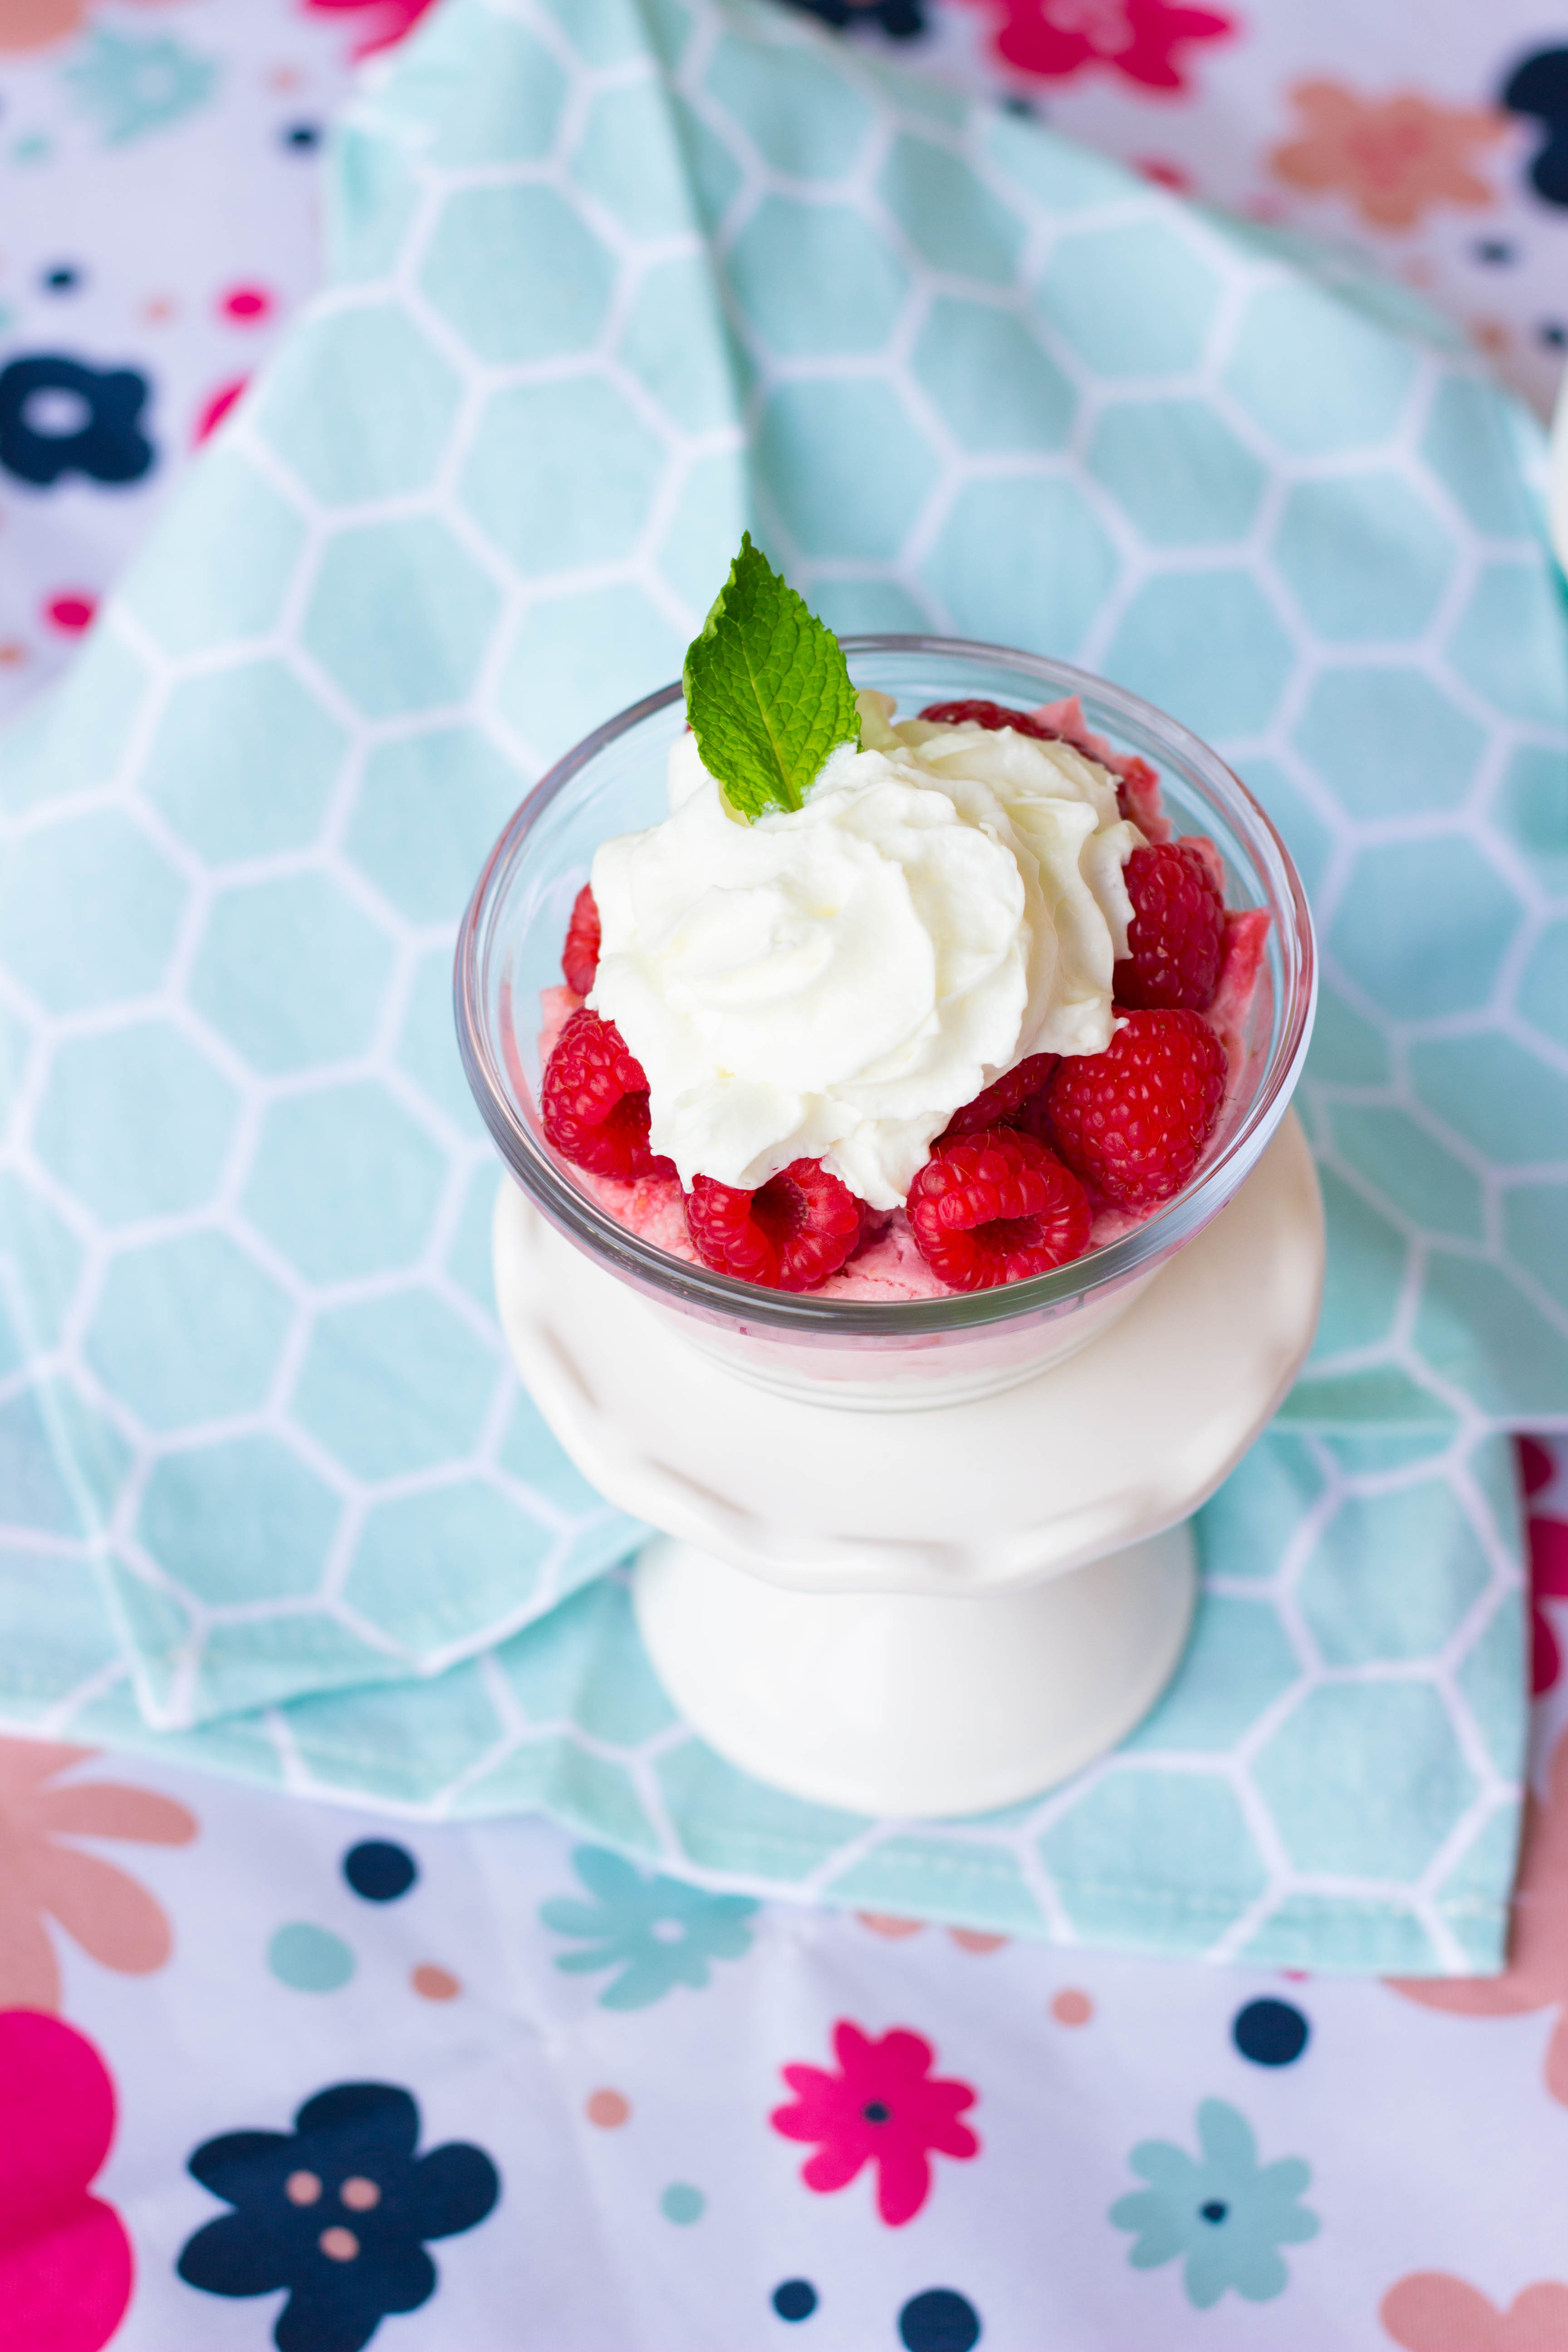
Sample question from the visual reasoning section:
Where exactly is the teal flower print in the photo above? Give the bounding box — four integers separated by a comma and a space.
1110, 2098, 1319, 2307
63, 32, 218, 148
539, 1846, 758, 2009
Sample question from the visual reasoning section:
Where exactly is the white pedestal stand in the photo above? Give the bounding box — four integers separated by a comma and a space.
494, 1114, 1324, 1819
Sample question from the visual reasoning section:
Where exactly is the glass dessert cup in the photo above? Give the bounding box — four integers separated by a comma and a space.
456, 639, 1322, 1817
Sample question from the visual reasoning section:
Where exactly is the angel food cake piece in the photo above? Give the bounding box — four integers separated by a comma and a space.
537, 538, 1268, 1298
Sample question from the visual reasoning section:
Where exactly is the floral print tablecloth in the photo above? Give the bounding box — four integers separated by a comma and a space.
1, 1435, 1566, 2348
4, 0, 1568, 2342
4, 0, 1568, 724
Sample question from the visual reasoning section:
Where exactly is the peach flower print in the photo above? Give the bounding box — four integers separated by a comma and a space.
1382, 2273, 1568, 2350
1389, 1726, 1568, 2102
0, 1738, 196, 2008
1270, 82, 1506, 231
0, 0, 188, 59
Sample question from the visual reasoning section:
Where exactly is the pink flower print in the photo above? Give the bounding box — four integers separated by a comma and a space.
304, 0, 439, 60
1519, 1436, 1555, 1502
771, 2021, 979, 2226
1529, 1508, 1568, 1698
0, 2010, 133, 2352
1389, 1726, 1568, 2103
0, 0, 181, 59
1382, 2271, 1568, 2350
963, 0, 1234, 94
1269, 82, 1505, 232
1531, 1520, 1568, 1695
1520, 1439, 1560, 1696
0, 1738, 196, 2009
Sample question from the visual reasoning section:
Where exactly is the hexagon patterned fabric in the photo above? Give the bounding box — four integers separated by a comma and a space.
0, 0, 1563, 1970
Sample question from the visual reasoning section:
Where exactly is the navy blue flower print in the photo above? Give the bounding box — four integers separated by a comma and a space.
778, 0, 926, 37
0, 355, 154, 488
1501, 50, 1568, 206
177, 2082, 499, 2352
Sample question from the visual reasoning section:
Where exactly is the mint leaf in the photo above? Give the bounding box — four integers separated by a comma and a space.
682, 534, 860, 821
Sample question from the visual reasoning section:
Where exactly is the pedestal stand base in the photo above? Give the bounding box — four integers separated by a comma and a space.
497, 1115, 1321, 1817
633, 1522, 1198, 1818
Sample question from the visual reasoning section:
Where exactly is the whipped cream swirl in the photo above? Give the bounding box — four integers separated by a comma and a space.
587, 692, 1141, 1210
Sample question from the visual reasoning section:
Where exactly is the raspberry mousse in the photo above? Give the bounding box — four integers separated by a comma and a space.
535, 538, 1267, 1299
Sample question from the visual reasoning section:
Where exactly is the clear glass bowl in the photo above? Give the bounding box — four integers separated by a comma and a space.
456, 638, 1316, 1406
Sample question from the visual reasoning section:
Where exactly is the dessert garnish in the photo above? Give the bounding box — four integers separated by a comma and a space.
1040, 1009, 1227, 1212
916, 698, 1060, 743
561, 882, 601, 997
682, 532, 861, 821
1115, 842, 1226, 1011
906, 1129, 1093, 1291
534, 538, 1262, 1297
685, 1160, 863, 1293
540, 1006, 671, 1182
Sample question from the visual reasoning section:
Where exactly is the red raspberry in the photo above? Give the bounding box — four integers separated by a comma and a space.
685, 1160, 863, 1293
906, 1127, 1091, 1291
1113, 843, 1225, 1012
1113, 753, 1166, 833
940, 1052, 1059, 1141
541, 1008, 672, 1181
917, 699, 1061, 742
1043, 1009, 1226, 1213
562, 883, 601, 997
923, 699, 1157, 824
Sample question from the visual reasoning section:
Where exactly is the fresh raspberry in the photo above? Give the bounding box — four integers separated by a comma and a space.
1113, 753, 1167, 835
1113, 842, 1225, 1012
685, 1160, 863, 1293
906, 1127, 1091, 1291
541, 1008, 671, 1181
922, 698, 1160, 825
1043, 1009, 1226, 1213
917, 699, 1062, 741
562, 883, 601, 998
940, 1053, 1059, 1141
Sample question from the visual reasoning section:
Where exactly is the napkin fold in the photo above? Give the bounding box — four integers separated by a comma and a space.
1, 0, 1560, 1971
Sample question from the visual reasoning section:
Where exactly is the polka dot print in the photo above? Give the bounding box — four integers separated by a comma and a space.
343, 1841, 418, 1902
410, 1964, 460, 2002
43, 593, 95, 633
772, 2279, 818, 2322
220, 284, 274, 323
586, 2090, 630, 2129
266, 1923, 355, 1991
1232, 1997, 1310, 2067
659, 2184, 705, 2225
1051, 1989, 1093, 2026
898, 2288, 981, 2351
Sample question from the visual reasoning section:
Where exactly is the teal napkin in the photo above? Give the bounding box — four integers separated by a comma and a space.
1, 0, 1558, 1971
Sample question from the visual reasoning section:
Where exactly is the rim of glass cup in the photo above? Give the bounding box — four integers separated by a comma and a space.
455, 635, 1317, 1337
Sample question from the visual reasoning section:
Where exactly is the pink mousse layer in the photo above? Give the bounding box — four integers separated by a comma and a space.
539, 735, 1271, 1299
538, 984, 952, 1300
